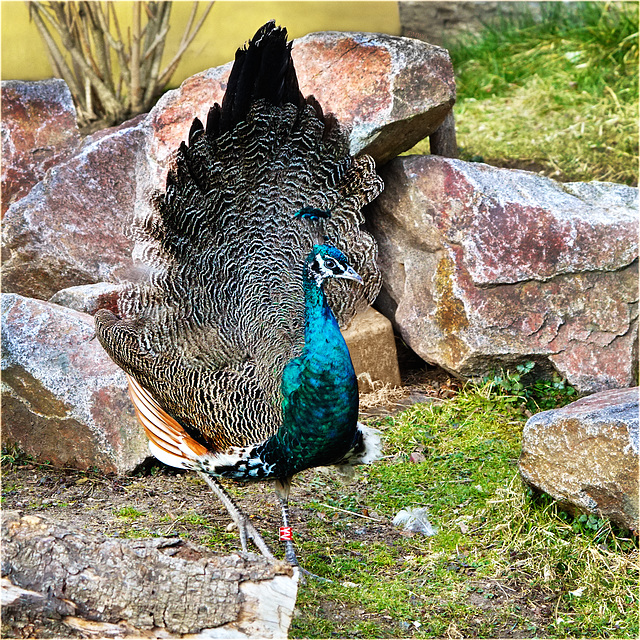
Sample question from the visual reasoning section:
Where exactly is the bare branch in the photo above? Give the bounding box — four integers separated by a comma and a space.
179, 1, 199, 49
157, 1, 214, 89
71, 3, 103, 81
142, 25, 171, 64
27, 3, 84, 105
28, 0, 214, 130
143, 3, 173, 106
94, 2, 130, 88
139, 1, 162, 86
130, 1, 143, 112
84, 75, 96, 120
32, 1, 122, 115
85, 2, 114, 92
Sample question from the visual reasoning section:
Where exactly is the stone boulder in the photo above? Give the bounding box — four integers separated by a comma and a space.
292, 31, 455, 163
399, 1, 542, 46
367, 155, 639, 393
2, 31, 455, 302
1, 293, 150, 474
343, 307, 402, 393
1, 116, 147, 300
519, 387, 639, 532
49, 282, 125, 316
1, 79, 81, 217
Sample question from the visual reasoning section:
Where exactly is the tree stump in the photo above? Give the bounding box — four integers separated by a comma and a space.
1, 511, 298, 638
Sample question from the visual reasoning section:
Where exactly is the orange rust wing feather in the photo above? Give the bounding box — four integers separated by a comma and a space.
127, 374, 209, 465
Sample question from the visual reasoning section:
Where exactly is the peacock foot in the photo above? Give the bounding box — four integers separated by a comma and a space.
282, 538, 332, 583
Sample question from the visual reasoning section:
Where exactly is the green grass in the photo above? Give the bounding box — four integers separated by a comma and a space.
290, 380, 638, 638
408, 1, 638, 185
114, 506, 146, 519
482, 360, 578, 413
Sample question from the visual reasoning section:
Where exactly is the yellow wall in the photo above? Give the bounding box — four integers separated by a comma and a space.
1, 1, 401, 86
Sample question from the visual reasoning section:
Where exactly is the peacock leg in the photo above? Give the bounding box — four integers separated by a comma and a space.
197, 471, 275, 560
274, 477, 298, 565
274, 478, 332, 582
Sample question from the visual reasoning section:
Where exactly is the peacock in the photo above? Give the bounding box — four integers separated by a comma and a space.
95, 21, 383, 568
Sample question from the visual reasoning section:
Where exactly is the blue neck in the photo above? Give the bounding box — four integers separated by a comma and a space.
255, 266, 359, 478
302, 268, 341, 346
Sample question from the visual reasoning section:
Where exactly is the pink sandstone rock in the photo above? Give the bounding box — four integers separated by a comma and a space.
1, 79, 81, 216
1, 293, 150, 474
292, 31, 455, 163
1, 116, 147, 300
519, 387, 639, 532
368, 156, 639, 393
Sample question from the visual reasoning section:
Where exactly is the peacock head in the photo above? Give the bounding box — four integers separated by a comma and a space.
305, 245, 363, 288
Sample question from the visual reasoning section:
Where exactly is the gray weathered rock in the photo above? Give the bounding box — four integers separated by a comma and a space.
398, 1, 543, 46
1, 79, 81, 217
368, 155, 639, 393
292, 31, 456, 163
1, 511, 298, 638
428, 110, 458, 158
1, 116, 146, 300
519, 387, 639, 532
1, 293, 149, 474
49, 282, 126, 316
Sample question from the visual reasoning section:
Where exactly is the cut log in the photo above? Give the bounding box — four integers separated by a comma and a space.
1, 511, 298, 638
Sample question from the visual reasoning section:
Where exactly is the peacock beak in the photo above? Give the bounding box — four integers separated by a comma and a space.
341, 265, 363, 284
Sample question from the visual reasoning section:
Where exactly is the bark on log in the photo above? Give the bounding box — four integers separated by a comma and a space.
1, 511, 298, 638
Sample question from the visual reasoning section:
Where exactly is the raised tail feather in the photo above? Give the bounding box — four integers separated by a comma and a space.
95, 21, 383, 457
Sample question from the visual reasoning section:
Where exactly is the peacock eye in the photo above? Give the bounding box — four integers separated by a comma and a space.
324, 257, 337, 269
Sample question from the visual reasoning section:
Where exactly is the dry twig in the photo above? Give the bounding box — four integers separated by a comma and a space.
28, 1, 214, 133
